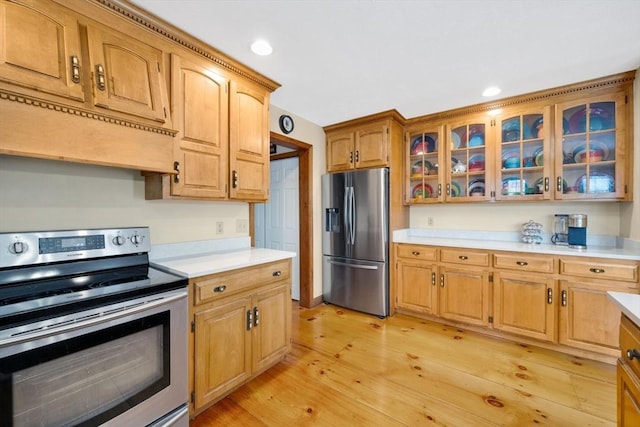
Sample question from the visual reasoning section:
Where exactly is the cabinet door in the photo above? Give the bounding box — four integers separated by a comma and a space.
439, 266, 490, 326
193, 295, 252, 412
229, 79, 270, 201
555, 92, 627, 200
559, 279, 635, 354
252, 283, 291, 374
405, 126, 444, 204
493, 272, 556, 342
396, 260, 438, 315
0, 0, 83, 101
170, 53, 228, 198
355, 124, 388, 169
618, 361, 640, 427
326, 131, 355, 172
494, 106, 552, 201
86, 24, 167, 123
446, 115, 493, 202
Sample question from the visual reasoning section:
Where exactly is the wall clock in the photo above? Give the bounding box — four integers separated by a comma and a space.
279, 114, 294, 134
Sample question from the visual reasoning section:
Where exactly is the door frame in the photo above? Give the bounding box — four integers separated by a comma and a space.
250, 132, 313, 308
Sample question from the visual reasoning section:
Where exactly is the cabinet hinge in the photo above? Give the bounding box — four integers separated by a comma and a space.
191, 321, 195, 333
163, 107, 167, 118
157, 62, 160, 72
190, 391, 195, 403
489, 273, 493, 283
625, 184, 628, 194
488, 316, 493, 324
625, 94, 628, 104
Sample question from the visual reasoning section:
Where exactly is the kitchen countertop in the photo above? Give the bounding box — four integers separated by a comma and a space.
150, 237, 296, 278
393, 229, 640, 261
608, 292, 640, 327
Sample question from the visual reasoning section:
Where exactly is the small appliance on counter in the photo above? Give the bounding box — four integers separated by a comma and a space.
568, 214, 588, 249
551, 214, 569, 245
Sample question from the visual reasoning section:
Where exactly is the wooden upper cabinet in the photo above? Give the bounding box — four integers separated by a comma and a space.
85, 24, 168, 123
326, 123, 388, 172
170, 53, 228, 199
493, 105, 552, 201
0, 0, 84, 101
229, 79, 270, 201
554, 91, 628, 200
326, 131, 355, 172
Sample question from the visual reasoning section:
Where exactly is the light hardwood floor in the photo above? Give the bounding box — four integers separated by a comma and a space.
190, 303, 616, 426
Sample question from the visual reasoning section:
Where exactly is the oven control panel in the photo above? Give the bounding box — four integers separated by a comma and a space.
0, 227, 151, 268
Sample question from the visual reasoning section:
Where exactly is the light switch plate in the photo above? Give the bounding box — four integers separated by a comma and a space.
236, 219, 248, 233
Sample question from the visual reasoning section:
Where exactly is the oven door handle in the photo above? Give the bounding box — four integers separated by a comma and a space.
147, 404, 189, 427
1, 289, 187, 348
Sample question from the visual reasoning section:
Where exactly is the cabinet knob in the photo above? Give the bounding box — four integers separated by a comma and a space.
272, 271, 282, 277
213, 285, 227, 293
516, 261, 528, 266
627, 349, 640, 360
589, 268, 605, 274
411, 251, 420, 256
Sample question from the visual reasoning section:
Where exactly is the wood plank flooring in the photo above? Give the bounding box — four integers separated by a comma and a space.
190, 303, 616, 426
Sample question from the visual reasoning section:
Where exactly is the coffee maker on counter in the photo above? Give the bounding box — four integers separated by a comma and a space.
567, 214, 588, 249
551, 214, 587, 248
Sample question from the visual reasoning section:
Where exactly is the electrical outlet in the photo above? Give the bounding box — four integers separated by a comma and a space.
216, 221, 224, 235
427, 217, 434, 226
236, 219, 248, 233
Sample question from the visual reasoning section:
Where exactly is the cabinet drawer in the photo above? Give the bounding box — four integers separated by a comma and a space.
560, 258, 639, 283
396, 244, 437, 261
440, 248, 489, 267
494, 252, 555, 274
194, 260, 290, 305
620, 315, 640, 379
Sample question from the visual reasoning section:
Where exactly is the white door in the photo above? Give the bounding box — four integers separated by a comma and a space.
255, 157, 300, 300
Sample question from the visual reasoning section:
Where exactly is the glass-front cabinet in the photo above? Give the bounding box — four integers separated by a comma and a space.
446, 115, 492, 202
405, 126, 444, 203
494, 107, 552, 201
555, 92, 627, 200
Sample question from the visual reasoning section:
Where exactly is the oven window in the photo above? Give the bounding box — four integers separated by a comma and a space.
0, 312, 170, 427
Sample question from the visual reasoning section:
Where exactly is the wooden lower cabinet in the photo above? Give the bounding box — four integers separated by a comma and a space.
493, 272, 556, 342
618, 315, 640, 425
393, 243, 639, 359
439, 265, 490, 326
190, 260, 292, 416
396, 259, 438, 315
559, 280, 629, 354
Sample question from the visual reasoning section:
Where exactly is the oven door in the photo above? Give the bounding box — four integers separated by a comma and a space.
0, 289, 188, 427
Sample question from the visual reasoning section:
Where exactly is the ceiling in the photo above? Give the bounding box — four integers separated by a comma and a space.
130, 0, 640, 128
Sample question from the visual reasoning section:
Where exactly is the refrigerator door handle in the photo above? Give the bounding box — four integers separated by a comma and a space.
327, 259, 379, 270
343, 187, 351, 246
349, 186, 356, 245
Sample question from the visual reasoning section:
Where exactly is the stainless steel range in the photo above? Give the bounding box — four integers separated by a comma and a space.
0, 227, 188, 427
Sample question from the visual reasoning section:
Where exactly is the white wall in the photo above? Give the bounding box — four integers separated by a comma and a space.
269, 105, 326, 301
0, 156, 248, 244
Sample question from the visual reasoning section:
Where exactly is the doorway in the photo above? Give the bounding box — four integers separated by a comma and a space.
250, 132, 313, 308
254, 156, 300, 299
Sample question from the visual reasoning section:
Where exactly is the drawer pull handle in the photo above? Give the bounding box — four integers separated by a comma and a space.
273, 271, 282, 277
561, 290, 567, 307
589, 268, 605, 274
95, 64, 106, 91
440, 274, 444, 287
547, 288, 553, 304
70, 55, 81, 83
431, 272, 436, 286
213, 285, 227, 293
516, 261, 528, 266
627, 349, 640, 360
412, 251, 420, 256
458, 255, 468, 260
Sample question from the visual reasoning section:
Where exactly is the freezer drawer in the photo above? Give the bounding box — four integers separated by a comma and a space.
322, 256, 388, 317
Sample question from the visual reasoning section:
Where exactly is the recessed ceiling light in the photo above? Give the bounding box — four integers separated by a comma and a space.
251, 39, 273, 56
482, 86, 501, 97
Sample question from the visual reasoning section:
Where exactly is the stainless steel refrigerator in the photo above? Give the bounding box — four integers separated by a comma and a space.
322, 167, 389, 317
